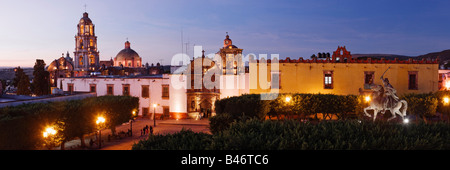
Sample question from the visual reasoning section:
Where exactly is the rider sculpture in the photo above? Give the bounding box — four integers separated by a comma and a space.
364, 67, 408, 121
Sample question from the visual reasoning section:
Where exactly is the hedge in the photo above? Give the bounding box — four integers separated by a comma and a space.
211, 92, 449, 133
214, 94, 270, 120
212, 93, 363, 133
131, 128, 212, 150
133, 119, 450, 150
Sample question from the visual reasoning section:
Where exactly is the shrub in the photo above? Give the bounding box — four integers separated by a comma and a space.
209, 113, 234, 134
132, 128, 212, 150
402, 93, 438, 123
134, 119, 450, 150
214, 94, 270, 120
209, 119, 450, 150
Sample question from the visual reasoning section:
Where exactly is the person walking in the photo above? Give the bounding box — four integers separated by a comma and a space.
150, 126, 153, 135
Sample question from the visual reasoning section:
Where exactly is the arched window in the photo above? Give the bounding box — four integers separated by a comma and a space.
90, 39, 94, 47
79, 55, 83, 65
80, 25, 85, 35
191, 100, 195, 110
90, 55, 95, 64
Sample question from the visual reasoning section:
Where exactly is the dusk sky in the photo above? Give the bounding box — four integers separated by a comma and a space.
0, 0, 449, 67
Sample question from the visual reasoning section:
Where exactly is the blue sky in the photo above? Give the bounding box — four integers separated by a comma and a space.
0, 0, 449, 67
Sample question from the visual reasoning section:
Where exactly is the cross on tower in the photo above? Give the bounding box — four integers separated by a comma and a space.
84, 4, 87, 12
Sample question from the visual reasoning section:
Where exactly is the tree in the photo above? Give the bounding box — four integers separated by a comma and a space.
403, 93, 438, 123
59, 100, 95, 149
12, 66, 25, 87
16, 74, 31, 95
90, 96, 139, 135
32, 59, 50, 96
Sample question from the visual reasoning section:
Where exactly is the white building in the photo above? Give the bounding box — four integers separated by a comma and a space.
58, 71, 249, 119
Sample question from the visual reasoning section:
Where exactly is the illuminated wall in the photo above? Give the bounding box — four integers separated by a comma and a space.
58, 74, 180, 117
250, 59, 439, 96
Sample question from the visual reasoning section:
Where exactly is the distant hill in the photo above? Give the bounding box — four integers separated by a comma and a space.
353, 49, 450, 66
415, 49, 450, 65
352, 54, 411, 60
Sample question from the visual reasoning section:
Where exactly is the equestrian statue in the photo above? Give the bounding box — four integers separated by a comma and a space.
363, 67, 408, 121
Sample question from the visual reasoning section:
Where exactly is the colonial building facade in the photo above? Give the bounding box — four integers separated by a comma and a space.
250, 46, 439, 96
59, 74, 187, 119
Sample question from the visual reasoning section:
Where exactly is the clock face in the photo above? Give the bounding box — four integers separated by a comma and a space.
225, 40, 229, 44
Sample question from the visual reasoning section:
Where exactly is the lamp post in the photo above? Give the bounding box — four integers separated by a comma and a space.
130, 110, 136, 136
443, 97, 450, 123
153, 104, 157, 127
96, 116, 106, 149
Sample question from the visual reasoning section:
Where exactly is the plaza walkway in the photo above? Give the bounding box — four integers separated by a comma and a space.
58, 118, 210, 150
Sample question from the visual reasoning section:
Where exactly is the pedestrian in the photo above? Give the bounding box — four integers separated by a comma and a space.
89, 138, 94, 148
142, 127, 146, 135
140, 129, 143, 136
150, 126, 153, 135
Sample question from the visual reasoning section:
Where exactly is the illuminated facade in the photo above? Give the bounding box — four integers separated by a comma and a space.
59, 74, 187, 119
250, 46, 439, 96
47, 52, 74, 87
185, 34, 248, 117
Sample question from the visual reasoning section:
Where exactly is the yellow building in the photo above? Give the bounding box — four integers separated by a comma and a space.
250, 46, 439, 96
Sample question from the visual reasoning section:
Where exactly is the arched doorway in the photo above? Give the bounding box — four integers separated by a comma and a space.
199, 99, 213, 118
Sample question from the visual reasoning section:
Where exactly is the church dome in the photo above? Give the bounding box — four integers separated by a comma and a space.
114, 41, 142, 67
116, 48, 140, 61
79, 12, 92, 25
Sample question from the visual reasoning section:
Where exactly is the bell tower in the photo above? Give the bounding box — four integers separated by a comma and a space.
223, 32, 232, 48
218, 32, 243, 75
74, 12, 100, 73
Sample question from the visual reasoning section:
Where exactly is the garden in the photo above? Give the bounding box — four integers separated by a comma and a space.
0, 95, 139, 150
133, 92, 450, 150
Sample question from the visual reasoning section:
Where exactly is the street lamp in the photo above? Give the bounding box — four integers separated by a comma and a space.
365, 96, 371, 103
96, 116, 106, 149
285, 96, 291, 103
43, 126, 57, 150
43, 127, 57, 138
444, 97, 449, 105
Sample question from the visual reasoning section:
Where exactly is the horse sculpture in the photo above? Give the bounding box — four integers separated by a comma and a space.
363, 67, 408, 121
363, 84, 408, 121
